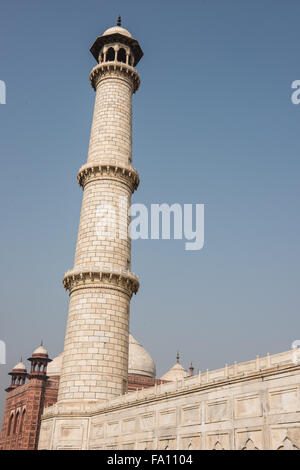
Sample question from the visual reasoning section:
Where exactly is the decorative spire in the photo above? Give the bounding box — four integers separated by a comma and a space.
176, 351, 180, 364
117, 15, 121, 27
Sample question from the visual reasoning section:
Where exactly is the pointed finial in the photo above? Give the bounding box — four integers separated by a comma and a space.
176, 351, 180, 363
117, 15, 121, 27
41, 340, 43, 347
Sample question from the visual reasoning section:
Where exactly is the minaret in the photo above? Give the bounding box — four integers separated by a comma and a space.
57, 19, 143, 403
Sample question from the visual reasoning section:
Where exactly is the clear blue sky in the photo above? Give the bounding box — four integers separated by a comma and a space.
0, 0, 300, 420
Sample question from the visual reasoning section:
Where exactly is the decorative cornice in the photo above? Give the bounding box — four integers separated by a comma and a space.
63, 268, 139, 297
77, 163, 139, 193
89, 62, 140, 93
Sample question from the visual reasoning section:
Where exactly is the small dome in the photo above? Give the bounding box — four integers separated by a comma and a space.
128, 334, 156, 378
161, 362, 188, 381
33, 345, 48, 356
13, 361, 26, 371
47, 353, 63, 377
102, 26, 132, 38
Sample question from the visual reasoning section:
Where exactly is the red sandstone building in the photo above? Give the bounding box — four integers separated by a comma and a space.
0, 336, 173, 450
0, 346, 58, 450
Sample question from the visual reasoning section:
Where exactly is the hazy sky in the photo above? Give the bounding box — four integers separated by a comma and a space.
0, 0, 300, 421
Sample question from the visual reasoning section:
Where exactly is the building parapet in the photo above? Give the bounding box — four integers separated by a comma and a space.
42, 347, 300, 419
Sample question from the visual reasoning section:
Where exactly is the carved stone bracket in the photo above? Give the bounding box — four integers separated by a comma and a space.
89, 62, 140, 92
63, 268, 139, 297
77, 163, 139, 193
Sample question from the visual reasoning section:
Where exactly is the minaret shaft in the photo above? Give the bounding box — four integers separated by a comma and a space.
87, 78, 132, 167
57, 34, 141, 403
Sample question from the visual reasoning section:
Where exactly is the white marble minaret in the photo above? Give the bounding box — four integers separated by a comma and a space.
57, 18, 143, 404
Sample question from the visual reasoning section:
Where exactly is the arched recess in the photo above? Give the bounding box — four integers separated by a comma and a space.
117, 48, 126, 63
13, 411, 20, 434
19, 409, 26, 434
106, 47, 115, 62
213, 441, 224, 450
242, 438, 259, 450
277, 437, 299, 450
8, 413, 14, 436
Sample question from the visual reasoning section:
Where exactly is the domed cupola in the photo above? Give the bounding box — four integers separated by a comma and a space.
90, 16, 143, 69
6, 360, 27, 391
161, 353, 189, 381
27, 343, 52, 379
128, 334, 156, 378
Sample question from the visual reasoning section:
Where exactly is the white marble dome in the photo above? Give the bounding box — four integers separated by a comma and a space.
102, 26, 132, 38
47, 353, 63, 377
128, 334, 156, 378
48, 334, 156, 379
